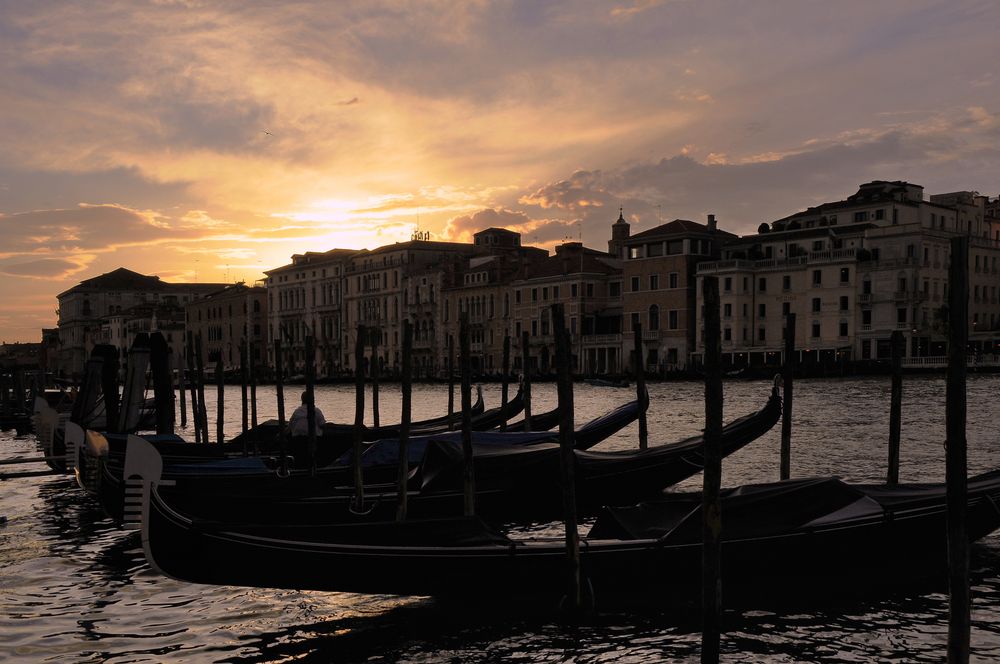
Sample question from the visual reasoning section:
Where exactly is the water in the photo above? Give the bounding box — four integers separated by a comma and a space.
3, 376, 1000, 662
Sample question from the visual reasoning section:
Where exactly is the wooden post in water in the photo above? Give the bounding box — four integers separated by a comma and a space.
186, 332, 200, 443
500, 333, 511, 431
701, 275, 723, 663
447, 334, 455, 431
552, 303, 582, 613
887, 330, 904, 485
353, 325, 366, 511
521, 330, 532, 432
459, 313, 475, 516
397, 319, 413, 521
371, 333, 380, 430
781, 312, 796, 481
632, 322, 648, 450
178, 352, 188, 429
274, 339, 287, 461
194, 334, 208, 445
946, 236, 970, 664
249, 343, 258, 429
305, 335, 317, 475
215, 359, 225, 445
240, 341, 249, 435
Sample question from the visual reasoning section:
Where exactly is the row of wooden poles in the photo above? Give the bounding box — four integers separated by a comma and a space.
168, 238, 972, 661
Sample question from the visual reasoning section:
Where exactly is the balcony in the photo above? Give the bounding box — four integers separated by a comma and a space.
643, 330, 661, 342
859, 293, 872, 304
583, 333, 622, 345
896, 322, 909, 329
861, 324, 872, 331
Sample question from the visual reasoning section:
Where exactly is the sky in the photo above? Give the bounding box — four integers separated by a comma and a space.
1, 0, 998, 341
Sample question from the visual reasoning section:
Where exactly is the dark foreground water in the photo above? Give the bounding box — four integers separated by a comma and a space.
2, 376, 1000, 662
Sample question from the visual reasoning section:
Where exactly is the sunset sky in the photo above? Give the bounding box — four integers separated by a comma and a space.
1, 0, 998, 341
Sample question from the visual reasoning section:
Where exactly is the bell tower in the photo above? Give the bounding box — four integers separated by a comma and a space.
608, 207, 630, 258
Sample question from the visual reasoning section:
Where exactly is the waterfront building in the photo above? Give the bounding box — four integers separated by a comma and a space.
622, 213, 735, 372
54, 268, 224, 378
185, 283, 268, 372
342, 239, 477, 374
439, 229, 548, 376
693, 181, 1000, 368
510, 241, 623, 375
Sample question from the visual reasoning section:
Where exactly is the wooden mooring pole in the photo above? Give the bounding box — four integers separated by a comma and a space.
194, 335, 208, 445
521, 330, 532, 432
447, 334, 455, 431
240, 342, 249, 435
185, 332, 200, 443
396, 320, 413, 521
371, 333, 380, 430
215, 360, 225, 445
632, 322, 648, 450
353, 325, 366, 512
274, 339, 287, 462
305, 335, 317, 475
249, 343, 258, 429
946, 235, 970, 664
553, 303, 582, 614
701, 275, 723, 663
178, 352, 188, 429
500, 333, 511, 432
887, 330, 904, 486
781, 313, 795, 481
459, 313, 475, 516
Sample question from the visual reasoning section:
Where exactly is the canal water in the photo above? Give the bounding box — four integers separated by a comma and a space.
2, 376, 1000, 662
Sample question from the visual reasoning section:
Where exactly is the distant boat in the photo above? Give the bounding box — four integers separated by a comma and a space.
585, 378, 630, 388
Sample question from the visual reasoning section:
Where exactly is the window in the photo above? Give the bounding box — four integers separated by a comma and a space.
812, 322, 821, 338
812, 298, 821, 313
839, 296, 849, 311
743, 277, 749, 292
875, 209, 885, 221
782, 275, 791, 291
812, 270, 822, 286
724, 327, 732, 341
531, 288, 538, 302
782, 302, 790, 316
863, 280, 872, 295
898, 277, 907, 293
758, 277, 767, 292
862, 309, 872, 325
542, 287, 549, 301
839, 321, 848, 337
531, 320, 538, 336
897, 308, 907, 324
649, 305, 660, 331
758, 327, 766, 341
840, 267, 850, 283
629, 246, 642, 259
724, 277, 732, 292
668, 310, 679, 330
812, 240, 824, 251
571, 284, 578, 298
647, 242, 663, 257
649, 274, 659, 290
669, 272, 678, 289
631, 277, 640, 292
515, 289, 522, 304
608, 282, 620, 297
723, 303, 732, 318
854, 211, 869, 222
631, 312, 641, 330
586, 283, 594, 297
758, 303, 766, 319
553, 286, 560, 299
667, 240, 683, 255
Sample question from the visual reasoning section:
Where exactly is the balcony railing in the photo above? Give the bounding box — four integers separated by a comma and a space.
583, 333, 622, 344
859, 293, 872, 304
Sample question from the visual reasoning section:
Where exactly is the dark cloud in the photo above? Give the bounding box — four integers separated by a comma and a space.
0, 204, 172, 256
0, 257, 90, 279
445, 207, 580, 246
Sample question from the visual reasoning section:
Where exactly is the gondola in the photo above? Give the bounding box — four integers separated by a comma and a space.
98, 396, 647, 521
116, 389, 776, 526
134, 446, 1000, 605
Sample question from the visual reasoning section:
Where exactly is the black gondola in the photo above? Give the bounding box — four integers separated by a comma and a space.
133, 443, 1000, 605
115, 390, 777, 525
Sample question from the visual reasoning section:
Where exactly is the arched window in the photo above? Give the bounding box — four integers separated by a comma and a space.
649, 305, 660, 331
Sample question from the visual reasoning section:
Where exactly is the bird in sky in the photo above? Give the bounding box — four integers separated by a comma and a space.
262, 130, 273, 136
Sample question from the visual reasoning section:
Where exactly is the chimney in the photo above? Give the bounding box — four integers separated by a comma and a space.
707, 214, 717, 232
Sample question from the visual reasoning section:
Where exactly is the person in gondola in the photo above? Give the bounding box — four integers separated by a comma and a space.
288, 392, 326, 437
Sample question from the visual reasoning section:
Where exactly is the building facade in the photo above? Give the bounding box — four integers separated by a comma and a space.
694, 181, 1000, 367
185, 283, 268, 371
55, 268, 224, 377
622, 215, 735, 372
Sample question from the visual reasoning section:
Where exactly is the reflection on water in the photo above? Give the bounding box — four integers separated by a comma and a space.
2, 375, 1000, 662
